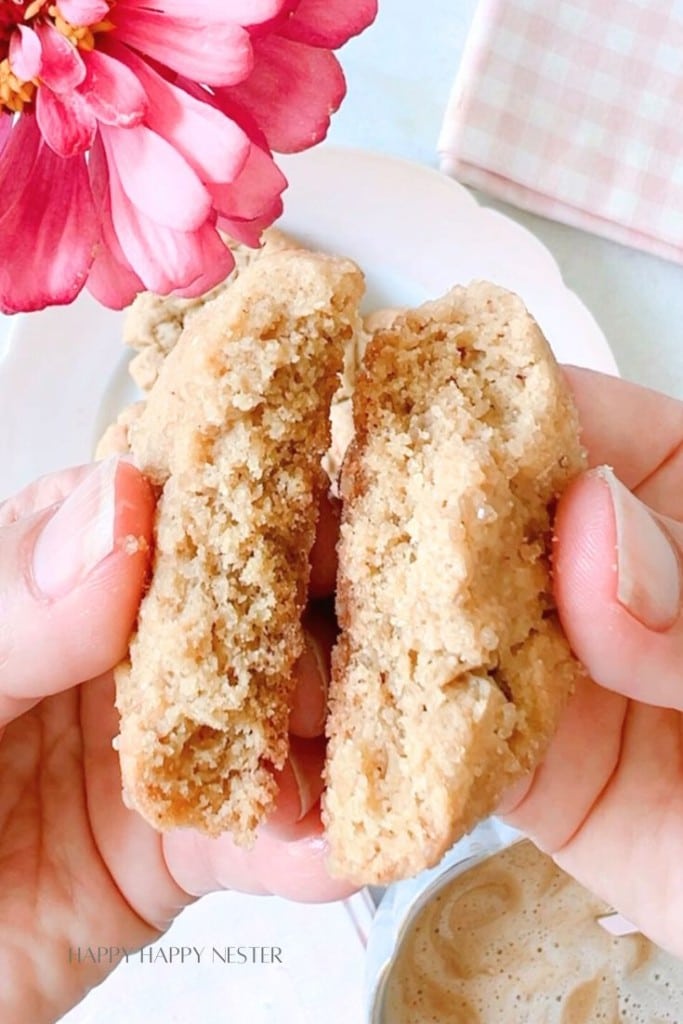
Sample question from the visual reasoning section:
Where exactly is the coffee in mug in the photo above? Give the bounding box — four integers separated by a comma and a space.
380, 839, 683, 1022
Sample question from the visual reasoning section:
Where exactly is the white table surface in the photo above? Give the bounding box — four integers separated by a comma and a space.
2, 3, 683, 1023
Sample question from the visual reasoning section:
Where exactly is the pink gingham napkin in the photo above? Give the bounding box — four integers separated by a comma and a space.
438, 0, 683, 264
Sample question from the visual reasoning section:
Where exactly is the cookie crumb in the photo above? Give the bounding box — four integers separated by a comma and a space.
120, 534, 149, 557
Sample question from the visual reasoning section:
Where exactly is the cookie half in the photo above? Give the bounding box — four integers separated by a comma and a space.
323, 281, 586, 884
115, 250, 364, 842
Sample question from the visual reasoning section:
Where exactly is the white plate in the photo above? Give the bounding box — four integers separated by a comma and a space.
0, 144, 616, 500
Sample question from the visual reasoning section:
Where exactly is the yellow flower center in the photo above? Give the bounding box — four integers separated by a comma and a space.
0, 57, 34, 112
0, 1, 114, 115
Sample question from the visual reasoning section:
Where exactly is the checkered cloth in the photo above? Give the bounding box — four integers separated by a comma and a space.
438, 0, 683, 264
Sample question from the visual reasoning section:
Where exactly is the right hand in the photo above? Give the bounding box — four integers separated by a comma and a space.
501, 366, 683, 960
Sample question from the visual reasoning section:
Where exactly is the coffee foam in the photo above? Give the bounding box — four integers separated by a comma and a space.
382, 840, 683, 1023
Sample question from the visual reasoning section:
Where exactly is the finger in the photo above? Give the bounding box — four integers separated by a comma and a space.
563, 366, 683, 492
163, 809, 356, 903
503, 693, 683, 958
549, 700, 683, 958
289, 606, 335, 738
554, 466, 683, 710
309, 491, 340, 598
80, 672, 193, 932
0, 458, 154, 725
0, 464, 93, 526
499, 673, 627, 851
265, 735, 326, 839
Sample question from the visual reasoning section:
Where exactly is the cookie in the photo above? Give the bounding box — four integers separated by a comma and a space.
124, 228, 298, 392
95, 401, 145, 460
323, 281, 586, 884
98, 229, 360, 481
115, 250, 364, 841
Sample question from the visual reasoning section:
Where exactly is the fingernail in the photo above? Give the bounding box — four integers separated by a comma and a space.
289, 748, 318, 822
33, 458, 120, 599
600, 466, 681, 630
304, 630, 329, 729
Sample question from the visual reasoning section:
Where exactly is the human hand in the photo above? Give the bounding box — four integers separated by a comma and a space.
501, 366, 683, 960
0, 459, 350, 1024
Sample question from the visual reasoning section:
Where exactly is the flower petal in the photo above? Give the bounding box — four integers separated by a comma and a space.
79, 48, 147, 127
103, 144, 224, 294
35, 23, 86, 92
36, 84, 97, 157
223, 35, 345, 152
209, 141, 286, 220
107, 167, 192, 292
0, 115, 12, 156
58, 0, 111, 25
119, 0, 286, 25
0, 115, 42, 215
9, 26, 43, 82
113, 7, 253, 86
218, 199, 283, 247
0, 116, 96, 313
114, 45, 249, 184
276, 0, 378, 48
86, 236, 146, 308
108, 171, 232, 295
87, 135, 145, 308
169, 227, 236, 299
100, 123, 211, 230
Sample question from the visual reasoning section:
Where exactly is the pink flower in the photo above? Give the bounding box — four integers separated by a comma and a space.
0, 0, 377, 313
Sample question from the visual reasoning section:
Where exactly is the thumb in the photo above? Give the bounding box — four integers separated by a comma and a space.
555, 465, 683, 710
0, 458, 154, 726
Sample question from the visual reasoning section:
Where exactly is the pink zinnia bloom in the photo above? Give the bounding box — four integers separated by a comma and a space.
0, 0, 377, 313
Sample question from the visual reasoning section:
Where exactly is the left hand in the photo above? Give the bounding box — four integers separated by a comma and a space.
0, 459, 350, 1024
